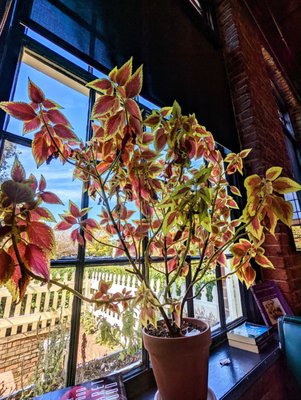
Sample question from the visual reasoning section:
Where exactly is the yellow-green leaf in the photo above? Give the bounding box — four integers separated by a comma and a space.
273, 177, 301, 194
271, 196, 293, 226
265, 166, 282, 181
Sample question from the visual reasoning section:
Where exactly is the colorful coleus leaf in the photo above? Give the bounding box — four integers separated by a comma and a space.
1, 180, 34, 204
0, 101, 36, 121
71, 228, 84, 246
105, 110, 125, 138
125, 65, 143, 98
86, 78, 113, 94
31, 206, 56, 222
40, 191, 63, 205
91, 96, 119, 119
32, 130, 51, 167
47, 109, 72, 127
27, 221, 55, 256
162, 211, 178, 235
28, 79, 45, 104
272, 177, 301, 194
11, 157, 26, 182
271, 195, 293, 226
24, 244, 50, 280
42, 98, 62, 110
0, 249, 14, 285
115, 57, 133, 86
53, 124, 78, 141
23, 115, 41, 134
265, 166, 282, 181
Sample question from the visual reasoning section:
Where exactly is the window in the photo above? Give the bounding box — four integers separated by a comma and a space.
270, 83, 301, 250
0, 24, 245, 397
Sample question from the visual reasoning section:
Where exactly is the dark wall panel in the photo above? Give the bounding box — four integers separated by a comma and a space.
27, 0, 238, 150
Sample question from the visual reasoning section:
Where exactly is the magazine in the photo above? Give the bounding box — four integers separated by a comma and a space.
34, 374, 127, 400
250, 281, 293, 327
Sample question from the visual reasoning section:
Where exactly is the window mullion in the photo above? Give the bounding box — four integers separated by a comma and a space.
65, 87, 94, 386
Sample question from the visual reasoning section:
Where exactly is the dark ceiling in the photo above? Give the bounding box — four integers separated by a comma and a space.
245, 0, 301, 100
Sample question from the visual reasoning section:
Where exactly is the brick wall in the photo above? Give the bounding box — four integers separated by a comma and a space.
216, 0, 301, 314
0, 332, 46, 396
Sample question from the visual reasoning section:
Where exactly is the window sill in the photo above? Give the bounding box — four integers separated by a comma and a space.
125, 339, 280, 400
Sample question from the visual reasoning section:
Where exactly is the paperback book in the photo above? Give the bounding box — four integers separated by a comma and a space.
226, 321, 271, 344
228, 334, 272, 353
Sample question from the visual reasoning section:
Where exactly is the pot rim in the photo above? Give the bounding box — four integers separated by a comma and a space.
142, 317, 211, 340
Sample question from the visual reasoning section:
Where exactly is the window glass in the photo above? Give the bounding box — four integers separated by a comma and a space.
26, 28, 89, 69
193, 266, 221, 330
1, 140, 80, 259
6, 51, 89, 141
221, 261, 243, 323
76, 265, 142, 384
0, 267, 75, 397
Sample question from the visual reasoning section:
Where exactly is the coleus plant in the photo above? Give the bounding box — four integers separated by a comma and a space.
0, 59, 300, 336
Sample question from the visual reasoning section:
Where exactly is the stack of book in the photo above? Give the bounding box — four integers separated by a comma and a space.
227, 322, 272, 353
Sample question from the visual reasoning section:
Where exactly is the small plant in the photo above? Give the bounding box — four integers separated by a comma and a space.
0, 59, 300, 338
21, 320, 69, 399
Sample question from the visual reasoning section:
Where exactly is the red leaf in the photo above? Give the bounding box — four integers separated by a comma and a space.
23, 116, 41, 133
42, 99, 62, 110
47, 109, 71, 127
142, 133, 154, 145
63, 215, 77, 224
243, 265, 256, 287
71, 228, 84, 246
105, 110, 125, 138
167, 257, 178, 273
155, 128, 167, 151
11, 157, 25, 182
28, 79, 45, 103
141, 149, 157, 160
144, 114, 160, 127
27, 221, 55, 255
125, 65, 143, 98
56, 221, 73, 230
1, 180, 34, 204
87, 78, 113, 94
32, 131, 50, 167
25, 244, 49, 280
40, 191, 63, 204
69, 201, 81, 218
83, 218, 98, 229
96, 161, 111, 175
126, 98, 141, 120
28, 174, 38, 191
0, 249, 14, 285
0, 101, 36, 121
39, 175, 46, 191
53, 124, 78, 140
116, 58, 132, 85
33, 207, 55, 222
91, 95, 119, 118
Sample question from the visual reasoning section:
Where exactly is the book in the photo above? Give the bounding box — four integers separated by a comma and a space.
250, 281, 293, 327
228, 336, 271, 353
226, 322, 271, 344
34, 374, 127, 400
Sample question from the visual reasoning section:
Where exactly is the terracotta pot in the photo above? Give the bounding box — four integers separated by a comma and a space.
143, 318, 211, 400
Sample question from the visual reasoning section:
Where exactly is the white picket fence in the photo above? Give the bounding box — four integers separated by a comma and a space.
0, 270, 220, 339
86, 270, 220, 329
0, 273, 74, 339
